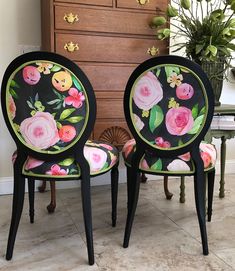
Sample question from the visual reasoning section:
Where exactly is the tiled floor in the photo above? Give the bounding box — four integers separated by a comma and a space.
0, 174, 235, 270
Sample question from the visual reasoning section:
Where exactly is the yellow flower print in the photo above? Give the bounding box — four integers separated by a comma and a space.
168, 98, 179, 109
142, 110, 149, 118
167, 72, 183, 88
36, 62, 53, 74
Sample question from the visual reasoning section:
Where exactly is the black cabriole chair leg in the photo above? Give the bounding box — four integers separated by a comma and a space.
80, 170, 94, 265
6, 174, 25, 260
127, 167, 133, 211
194, 164, 209, 255
123, 169, 141, 248
207, 169, 215, 222
111, 165, 119, 227
28, 177, 35, 224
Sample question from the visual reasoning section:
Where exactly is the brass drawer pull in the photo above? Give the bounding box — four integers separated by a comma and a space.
64, 42, 79, 53
63, 13, 79, 24
147, 46, 158, 56
136, 0, 149, 5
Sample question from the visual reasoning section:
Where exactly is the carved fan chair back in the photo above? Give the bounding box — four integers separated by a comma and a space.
122, 55, 216, 255
1, 51, 119, 265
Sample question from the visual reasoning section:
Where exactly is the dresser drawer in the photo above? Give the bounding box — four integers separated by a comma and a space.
96, 97, 124, 119
54, 0, 113, 7
116, 0, 165, 11
78, 63, 136, 91
55, 6, 155, 36
56, 33, 168, 63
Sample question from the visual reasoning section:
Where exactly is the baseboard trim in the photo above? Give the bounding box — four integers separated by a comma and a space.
0, 160, 234, 195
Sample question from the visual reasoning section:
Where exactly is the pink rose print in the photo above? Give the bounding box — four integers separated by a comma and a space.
167, 159, 190, 171
200, 152, 211, 168
20, 111, 60, 149
25, 157, 44, 170
166, 107, 194, 136
155, 137, 171, 148
84, 146, 107, 173
200, 142, 216, 167
176, 83, 194, 100
64, 88, 85, 108
123, 139, 136, 159
140, 159, 149, 170
133, 114, 144, 131
46, 164, 68, 176
99, 143, 113, 150
178, 152, 191, 161
133, 71, 163, 111
59, 125, 76, 143
23, 66, 41, 85
9, 95, 16, 120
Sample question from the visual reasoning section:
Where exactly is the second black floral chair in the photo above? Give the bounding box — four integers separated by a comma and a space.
122, 55, 216, 255
1, 51, 119, 265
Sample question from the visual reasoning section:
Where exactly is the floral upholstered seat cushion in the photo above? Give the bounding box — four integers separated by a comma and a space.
122, 139, 216, 174
12, 140, 119, 178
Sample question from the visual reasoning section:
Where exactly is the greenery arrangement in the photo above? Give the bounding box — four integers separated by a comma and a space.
151, 0, 235, 64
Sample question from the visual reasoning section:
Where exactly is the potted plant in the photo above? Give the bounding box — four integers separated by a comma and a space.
151, 0, 235, 105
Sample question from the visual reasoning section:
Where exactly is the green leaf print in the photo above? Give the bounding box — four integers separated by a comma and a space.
10, 80, 20, 88
59, 158, 75, 167
150, 159, 162, 171
149, 105, 164, 133
72, 76, 82, 91
66, 116, 84, 123
60, 108, 76, 120
192, 103, 199, 119
188, 115, 204, 134
101, 162, 109, 171
9, 88, 18, 99
165, 66, 180, 78
199, 106, 206, 116
51, 65, 62, 72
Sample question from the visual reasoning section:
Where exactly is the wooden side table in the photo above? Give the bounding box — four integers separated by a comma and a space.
210, 104, 235, 198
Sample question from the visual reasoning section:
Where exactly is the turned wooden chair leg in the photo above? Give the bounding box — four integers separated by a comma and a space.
38, 180, 46, 193
164, 176, 173, 200
180, 176, 185, 203
47, 181, 56, 213
141, 173, 147, 183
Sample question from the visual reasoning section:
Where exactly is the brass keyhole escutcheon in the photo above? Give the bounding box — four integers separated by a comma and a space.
63, 13, 79, 24
136, 0, 150, 5
64, 42, 79, 53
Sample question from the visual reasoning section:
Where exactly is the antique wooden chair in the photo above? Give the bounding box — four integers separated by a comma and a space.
122, 55, 216, 255
1, 51, 119, 265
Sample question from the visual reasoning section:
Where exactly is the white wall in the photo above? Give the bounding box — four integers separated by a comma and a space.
0, 0, 41, 178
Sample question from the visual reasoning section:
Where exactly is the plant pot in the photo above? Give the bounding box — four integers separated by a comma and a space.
201, 57, 226, 106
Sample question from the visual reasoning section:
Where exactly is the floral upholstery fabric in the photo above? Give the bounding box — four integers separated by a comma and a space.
12, 140, 119, 178
122, 139, 216, 174
130, 65, 207, 150
7, 61, 88, 153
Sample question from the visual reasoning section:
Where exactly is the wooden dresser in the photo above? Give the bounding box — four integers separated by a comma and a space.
41, 0, 169, 147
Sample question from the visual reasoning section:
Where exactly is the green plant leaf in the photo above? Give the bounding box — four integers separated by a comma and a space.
155, 68, 161, 77
60, 108, 76, 120
59, 158, 74, 166
9, 88, 18, 99
196, 44, 205, 55
66, 116, 84, 123
165, 66, 180, 78
150, 159, 162, 170
192, 103, 199, 119
188, 115, 204, 134
72, 76, 82, 91
149, 105, 164, 133
51, 65, 61, 72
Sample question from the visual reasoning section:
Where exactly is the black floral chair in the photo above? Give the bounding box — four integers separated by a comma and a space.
122, 55, 216, 255
1, 52, 119, 265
